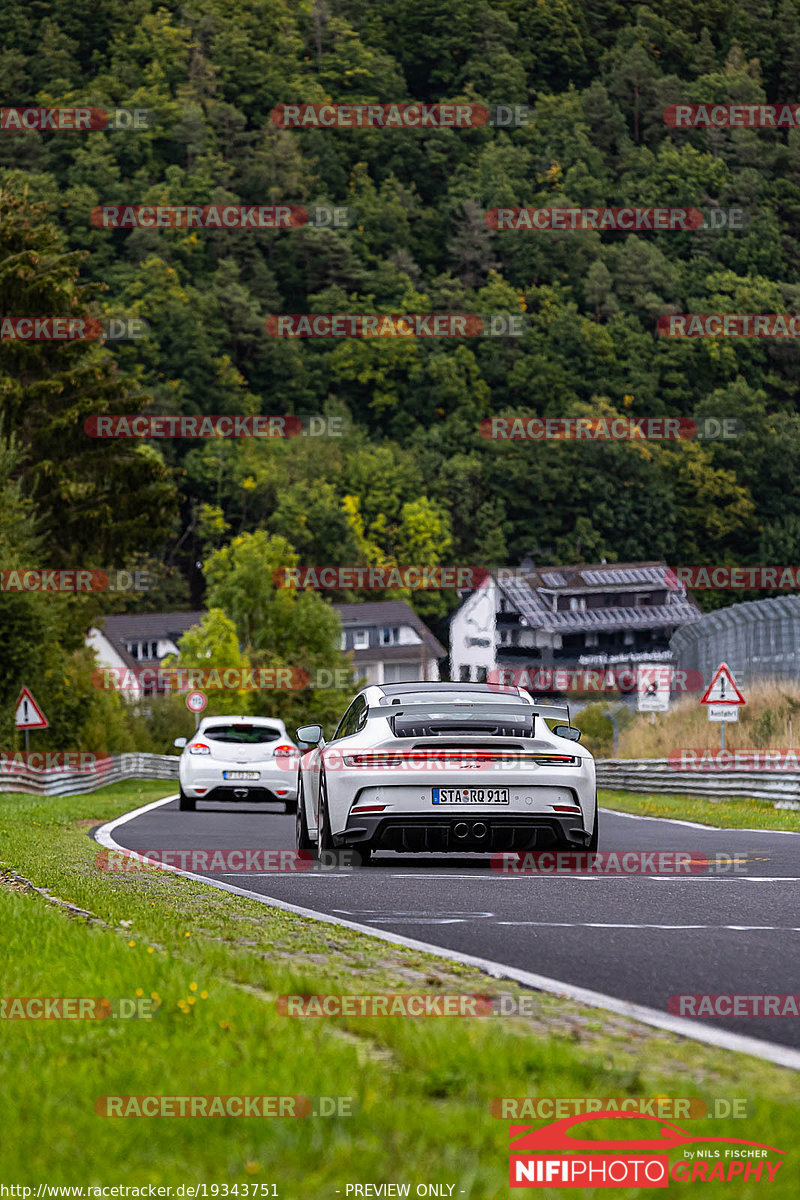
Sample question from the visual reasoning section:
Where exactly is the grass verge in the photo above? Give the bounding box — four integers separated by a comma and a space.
600, 788, 800, 831
0, 780, 798, 1196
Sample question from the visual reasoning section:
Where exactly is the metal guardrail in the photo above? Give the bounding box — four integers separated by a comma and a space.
597, 759, 800, 805
0, 753, 179, 797
3, 751, 798, 805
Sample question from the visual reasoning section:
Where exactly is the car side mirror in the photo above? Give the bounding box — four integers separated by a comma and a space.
174, 737, 187, 749
296, 723, 324, 746
554, 725, 582, 742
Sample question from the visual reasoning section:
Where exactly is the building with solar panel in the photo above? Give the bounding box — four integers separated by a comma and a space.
449, 561, 701, 701
670, 596, 800, 688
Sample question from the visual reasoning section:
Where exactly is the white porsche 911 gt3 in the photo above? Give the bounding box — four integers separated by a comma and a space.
294, 682, 597, 863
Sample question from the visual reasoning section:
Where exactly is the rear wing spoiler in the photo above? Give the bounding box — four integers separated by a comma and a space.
367, 700, 572, 735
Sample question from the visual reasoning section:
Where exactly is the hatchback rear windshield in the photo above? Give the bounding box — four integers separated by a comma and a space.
202, 724, 283, 744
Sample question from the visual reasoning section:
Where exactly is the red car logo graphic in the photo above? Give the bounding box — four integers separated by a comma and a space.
510, 1111, 785, 1155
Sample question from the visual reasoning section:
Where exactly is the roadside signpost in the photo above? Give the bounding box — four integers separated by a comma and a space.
186, 690, 207, 729
637, 664, 672, 720
14, 686, 49, 753
700, 662, 745, 750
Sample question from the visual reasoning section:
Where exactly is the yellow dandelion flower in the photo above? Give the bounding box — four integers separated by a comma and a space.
189, 982, 198, 991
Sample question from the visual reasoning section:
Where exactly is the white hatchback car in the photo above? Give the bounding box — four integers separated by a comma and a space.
175, 716, 299, 812
294, 682, 597, 863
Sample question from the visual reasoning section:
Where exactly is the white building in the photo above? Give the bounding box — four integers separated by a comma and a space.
450, 562, 700, 695
333, 601, 445, 685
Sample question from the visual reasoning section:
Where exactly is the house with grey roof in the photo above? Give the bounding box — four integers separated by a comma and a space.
333, 601, 446, 685
450, 562, 700, 698
89, 602, 445, 698
88, 611, 206, 699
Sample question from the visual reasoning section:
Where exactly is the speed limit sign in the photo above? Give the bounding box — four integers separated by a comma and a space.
186, 691, 207, 713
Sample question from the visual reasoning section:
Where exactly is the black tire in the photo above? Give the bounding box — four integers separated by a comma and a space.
585, 803, 599, 851
353, 844, 373, 866
178, 788, 196, 812
284, 796, 298, 814
296, 773, 314, 852
317, 771, 335, 853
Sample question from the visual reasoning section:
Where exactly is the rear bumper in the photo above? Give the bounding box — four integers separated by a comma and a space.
334, 812, 591, 852
182, 782, 296, 803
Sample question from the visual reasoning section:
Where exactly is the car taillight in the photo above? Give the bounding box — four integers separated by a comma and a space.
274, 744, 297, 756
340, 751, 578, 768
189, 743, 211, 755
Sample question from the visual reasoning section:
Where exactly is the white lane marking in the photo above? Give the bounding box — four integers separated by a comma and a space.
216, 872, 349, 878
93, 795, 800, 1073
602, 807, 800, 836
496, 922, 800, 931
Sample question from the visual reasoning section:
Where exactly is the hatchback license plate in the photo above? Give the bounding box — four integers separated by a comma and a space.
223, 771, 259, 780
432, 788, 509, 805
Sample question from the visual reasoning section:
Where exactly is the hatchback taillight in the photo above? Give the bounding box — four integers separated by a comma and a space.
189, 742, 211, 755
274, 744, 297, 756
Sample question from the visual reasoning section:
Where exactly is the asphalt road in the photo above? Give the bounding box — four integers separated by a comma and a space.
108, 798, 800, 1050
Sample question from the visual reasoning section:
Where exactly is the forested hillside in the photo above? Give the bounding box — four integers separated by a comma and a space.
3, 0, 800, 745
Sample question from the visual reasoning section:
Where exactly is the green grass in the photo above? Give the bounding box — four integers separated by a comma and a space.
0, 780, 798, 1196
600, 788, 800, 831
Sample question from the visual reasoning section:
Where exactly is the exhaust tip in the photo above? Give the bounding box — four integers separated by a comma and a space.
472, 822, 488, 839
453, 822, 470, 839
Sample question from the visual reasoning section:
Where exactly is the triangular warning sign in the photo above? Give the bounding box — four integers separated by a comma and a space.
14, 686, 49, 729
700, 662, 745, 706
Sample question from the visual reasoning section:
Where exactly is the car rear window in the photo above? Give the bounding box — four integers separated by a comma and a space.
378, 690, 525, 706
202, 724, 283, 744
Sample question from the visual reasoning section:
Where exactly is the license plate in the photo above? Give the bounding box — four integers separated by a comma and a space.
223, 771, 259, 781
432, 788, 509, 805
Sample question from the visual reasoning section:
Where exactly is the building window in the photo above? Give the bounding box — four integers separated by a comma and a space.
384, 663, 420, 682
459, 665, 471, 682
379, 626, 399, 646
340, 632, 347, 651
353, 629, 369, 650
568, 597, 586, 612
476, 666, 487, 683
